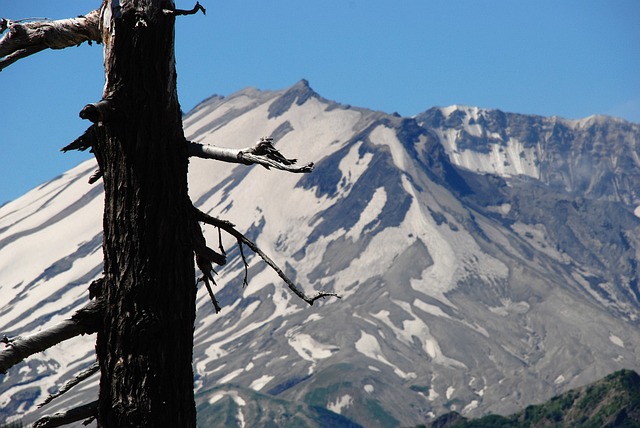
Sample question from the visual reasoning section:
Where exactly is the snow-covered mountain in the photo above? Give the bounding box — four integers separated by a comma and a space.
1, 80, 640, 427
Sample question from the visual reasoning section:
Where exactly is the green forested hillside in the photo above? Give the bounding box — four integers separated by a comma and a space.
422, 370, 640, 428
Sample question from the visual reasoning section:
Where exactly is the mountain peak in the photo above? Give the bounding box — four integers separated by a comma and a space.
267, 79, 319, 118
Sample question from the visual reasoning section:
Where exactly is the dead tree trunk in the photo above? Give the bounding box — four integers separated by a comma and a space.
0, 2, 337, 426
90, 1, 196, 426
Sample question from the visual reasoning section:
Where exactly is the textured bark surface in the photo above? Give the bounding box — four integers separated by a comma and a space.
93, 1, 197, 426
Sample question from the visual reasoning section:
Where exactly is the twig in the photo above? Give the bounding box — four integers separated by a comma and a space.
194, 207, 340, 306
202, 279, 222, 313
33, 400, 98, 428
38, 362, 99, 408
217, 226, 226, 258
237, 238, 249, 287
188, 137, 314, 173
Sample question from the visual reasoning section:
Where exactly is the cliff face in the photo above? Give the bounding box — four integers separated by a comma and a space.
417, 106, 640, 205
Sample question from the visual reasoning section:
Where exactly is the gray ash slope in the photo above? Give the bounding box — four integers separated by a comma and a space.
1, 80, 639, 427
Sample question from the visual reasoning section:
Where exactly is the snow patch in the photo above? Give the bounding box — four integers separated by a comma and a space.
303, 313, 324, 323
207, 390, 246, 427
208, 392, 224, 404
609, 334, 624, 348
428, 386, 440, 401
413, 299, 452, 319
346, 187, 387, 239
369, 125, 408, 170
327, 394, 353, 414
285, 329, 336, 373
218, 368, 244, 384
446, 386, 455, 400
355, 331, 415, 379
462, 400, 479, 414
372, 300, 466, 368
337, 140, 374, 199
249, 375, 274, 391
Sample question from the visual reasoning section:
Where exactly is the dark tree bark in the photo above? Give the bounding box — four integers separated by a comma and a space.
90, 1, 196, 426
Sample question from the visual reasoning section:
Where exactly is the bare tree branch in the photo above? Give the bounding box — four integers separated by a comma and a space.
188, 133, 317, 309
38, 362, 99, 408
0, 10, 101, 71
193, 207, 340, 306
0, 299, 102, 374
165, 2, 207, 16
33, 400, 98, 428
188, 137, 315, 173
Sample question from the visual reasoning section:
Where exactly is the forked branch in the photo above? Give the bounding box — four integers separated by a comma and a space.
0, 10, 101, 71
193, 207, 340, 307
188, 137, 314, 173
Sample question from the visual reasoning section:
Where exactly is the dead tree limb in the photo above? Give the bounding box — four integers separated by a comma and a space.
38, 362, 100, 408
0, 299, 102, 374
0, 10, 101, 71
194, 207, 340, 306
165, 2, 207, 16
188, 137, 315, 173
33, 400, 98, 428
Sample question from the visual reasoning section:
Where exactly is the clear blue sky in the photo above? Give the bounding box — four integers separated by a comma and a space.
1, 1, 639, 205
